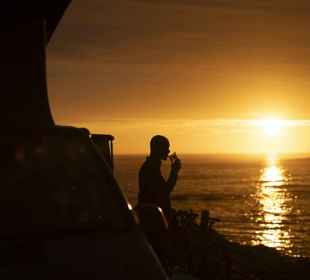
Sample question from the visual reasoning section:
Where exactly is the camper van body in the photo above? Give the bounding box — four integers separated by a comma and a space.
0, 2, 168, 279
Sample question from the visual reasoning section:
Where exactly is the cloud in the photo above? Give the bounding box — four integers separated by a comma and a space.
136, 0, 310, 14
66, 118, 310, 129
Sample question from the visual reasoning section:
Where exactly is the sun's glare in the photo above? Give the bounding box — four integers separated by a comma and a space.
260, 119, 282, 137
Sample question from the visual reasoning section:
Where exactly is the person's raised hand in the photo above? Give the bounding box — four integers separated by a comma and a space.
171, 157, 181, 173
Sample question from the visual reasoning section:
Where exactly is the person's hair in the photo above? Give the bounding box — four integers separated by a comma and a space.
150, 135, 169, 153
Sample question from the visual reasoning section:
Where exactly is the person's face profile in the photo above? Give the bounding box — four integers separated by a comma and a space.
161, 143, 170, 160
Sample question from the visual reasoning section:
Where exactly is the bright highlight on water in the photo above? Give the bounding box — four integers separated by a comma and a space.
253, 155, 294, 254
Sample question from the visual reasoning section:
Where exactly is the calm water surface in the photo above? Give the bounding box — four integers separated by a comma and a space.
114, 154, 310, 258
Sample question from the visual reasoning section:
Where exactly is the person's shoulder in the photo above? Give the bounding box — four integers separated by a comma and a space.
139, 157, 149, 171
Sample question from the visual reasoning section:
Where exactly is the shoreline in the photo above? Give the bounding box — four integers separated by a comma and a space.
169, 209, 310, 280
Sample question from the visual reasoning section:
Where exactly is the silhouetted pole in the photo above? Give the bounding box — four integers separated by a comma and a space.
2, 21, 54, 133
0, 2, 71, 163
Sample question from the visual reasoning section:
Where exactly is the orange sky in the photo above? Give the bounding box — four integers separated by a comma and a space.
47, 0, 310, 154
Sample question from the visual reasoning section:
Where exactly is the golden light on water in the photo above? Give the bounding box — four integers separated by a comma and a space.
253, 154, 294, 253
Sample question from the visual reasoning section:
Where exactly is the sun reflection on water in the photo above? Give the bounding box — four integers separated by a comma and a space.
253, 154, 294, 253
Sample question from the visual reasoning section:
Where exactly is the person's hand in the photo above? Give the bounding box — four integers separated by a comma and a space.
171, 157, 181, 173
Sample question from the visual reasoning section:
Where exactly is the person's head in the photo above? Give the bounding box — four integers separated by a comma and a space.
150, 135, 170, 160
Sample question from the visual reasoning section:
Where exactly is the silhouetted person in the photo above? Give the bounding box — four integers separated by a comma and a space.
138, 135, 181, 223
137, 135, 181, 273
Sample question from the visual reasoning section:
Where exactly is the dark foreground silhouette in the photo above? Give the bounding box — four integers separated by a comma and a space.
1, 2, 168, 279
168, 209, 310, 280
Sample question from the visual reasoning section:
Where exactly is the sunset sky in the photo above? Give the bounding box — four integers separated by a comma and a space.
47, 0, 310, 154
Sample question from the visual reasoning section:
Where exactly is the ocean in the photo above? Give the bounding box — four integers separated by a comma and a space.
114, 154, 310, 258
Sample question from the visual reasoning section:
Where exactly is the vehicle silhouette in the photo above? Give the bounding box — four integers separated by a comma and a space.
0, 2, 168, 279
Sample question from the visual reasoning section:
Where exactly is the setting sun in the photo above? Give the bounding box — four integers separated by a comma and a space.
260, 119, 282, 137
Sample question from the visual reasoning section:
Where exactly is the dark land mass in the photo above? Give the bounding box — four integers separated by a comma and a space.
169, 209, 310, 280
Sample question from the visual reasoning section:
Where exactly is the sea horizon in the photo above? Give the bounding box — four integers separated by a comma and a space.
114, 152, 310, 160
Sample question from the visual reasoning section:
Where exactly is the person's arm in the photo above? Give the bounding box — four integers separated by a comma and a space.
166, 158, 181, 193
